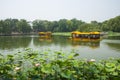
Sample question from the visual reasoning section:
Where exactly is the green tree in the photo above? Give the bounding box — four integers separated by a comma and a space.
32, 20, 46, 32
0, 20, 4, 34
51, 21, 59, 32
11, 19, 19, 32
58, 19, 68, 32
16, 19, 31, 33
66, 20, 73, 31
101, 16, 120, 32
2, 19, 12, 35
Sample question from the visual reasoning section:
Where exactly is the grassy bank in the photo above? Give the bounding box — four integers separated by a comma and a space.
0, 32, 38, 36
107, 32, 120, 37
0, 48, 120, 80
52, 32, 120, 37
52, 32, 71, 36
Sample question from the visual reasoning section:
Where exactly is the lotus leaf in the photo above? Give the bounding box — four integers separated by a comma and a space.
53, 64, 61, 72
97, 63, 104, 70
73, 53, 79, 57
117, 65, 120, 71
41, 63, 54, 74
105, 67, 116, 72
112, 72, 118, 76
72, 60, 79, 67
0, 49, 120, 79
60, 70, 72, 79
68, 54, 74, 59
105, 63, 115, 68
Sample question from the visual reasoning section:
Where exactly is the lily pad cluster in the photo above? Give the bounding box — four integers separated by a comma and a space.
0, 48, 120, 80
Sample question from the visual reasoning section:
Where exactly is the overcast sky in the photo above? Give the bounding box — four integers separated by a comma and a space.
0, 0, 120, 22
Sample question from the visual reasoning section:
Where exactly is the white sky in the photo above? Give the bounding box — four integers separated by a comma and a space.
0, 0, 120, 22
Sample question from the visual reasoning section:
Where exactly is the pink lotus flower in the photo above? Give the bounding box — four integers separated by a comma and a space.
87, 59, 96, 63
15, 67, 21, 71
90, 59, 96, 62
35, 63, 40, 67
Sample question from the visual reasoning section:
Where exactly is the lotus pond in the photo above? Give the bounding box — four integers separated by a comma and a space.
0, 35, 120, 79
0, 35, 120, 60
0, 48, 120, 80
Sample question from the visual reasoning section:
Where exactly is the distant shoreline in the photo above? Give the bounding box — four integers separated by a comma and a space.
0, 32, 38, 36
0, 32, 120, 37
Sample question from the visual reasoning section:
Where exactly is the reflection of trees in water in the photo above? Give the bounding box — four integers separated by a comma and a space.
71, 40, 100, 48
106, 43, 120, 51
52, 36, 71, 46
33, 37, 53, 46
0, 36, 31, 50
107, 36, 120, 40
34, 36, 72, 47
0, 36, 101, 50
33, 36, 100, 48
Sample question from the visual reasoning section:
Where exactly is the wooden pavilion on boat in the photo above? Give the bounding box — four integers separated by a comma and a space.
38, 32, 52, 38
71, 31, 100, 41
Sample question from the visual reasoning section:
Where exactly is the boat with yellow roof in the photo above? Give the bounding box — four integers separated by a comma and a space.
71, 31, 100, 41
38, 32, 52, 38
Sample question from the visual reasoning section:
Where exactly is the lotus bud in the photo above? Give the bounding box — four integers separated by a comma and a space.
90, 59, 96, 62
35, 63, 40, 67
87, 59, 96, 63
15, 67, 21, 71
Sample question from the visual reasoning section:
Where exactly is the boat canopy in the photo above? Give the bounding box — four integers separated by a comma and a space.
39, 32, 46, 34
90, 32, 100, 34
71, 31, 81, 34
72, 31, 100, 35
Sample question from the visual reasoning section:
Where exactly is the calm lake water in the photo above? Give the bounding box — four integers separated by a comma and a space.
0, 35, 120, 60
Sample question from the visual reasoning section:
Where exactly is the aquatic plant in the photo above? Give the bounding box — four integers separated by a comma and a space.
0, 48, 120, 80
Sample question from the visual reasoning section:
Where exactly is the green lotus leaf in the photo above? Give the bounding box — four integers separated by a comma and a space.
60, 70, 72, 79
105, 63, 115, 68
44, 51, 48, 55
5, 65, 11, 70
112, 72, 118, 76
97, 63, 104, 70
68, 54, 74, 59
117, 65, 120, 71
100, 76, 107, 80
56, 51, 62, 55
78, 61, 85, 66
53, 64, 61, 72
41, 64, 53, 74
73, 53, 79, 57
105, 67, 116, 72
7, 55, 13, 58
50, 57, 55, 61
72, 60, 79, 67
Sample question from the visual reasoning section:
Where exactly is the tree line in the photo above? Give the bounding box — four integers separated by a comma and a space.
0, 16, 120, 35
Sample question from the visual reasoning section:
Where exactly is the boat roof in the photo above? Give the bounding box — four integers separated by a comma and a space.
72, 31, 89, 34
90, 32, 100, 34
39, 32, 46, 34
71, 31, 81, 34
39, 32, 52, 34
72, 31, 100, 34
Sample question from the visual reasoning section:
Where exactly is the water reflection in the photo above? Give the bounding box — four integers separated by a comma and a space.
0, 35, 120, 52
71, 40, 100, 49
105, 41, 120, 51
35, 36, 100, 49
0, 35, 120, 60
33, 37, 53, 46
107, 36, 120, 40
0, 36, 31, 50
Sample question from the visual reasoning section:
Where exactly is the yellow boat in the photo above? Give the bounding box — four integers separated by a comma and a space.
71, 31, 100, 41
38, 32, 52, 38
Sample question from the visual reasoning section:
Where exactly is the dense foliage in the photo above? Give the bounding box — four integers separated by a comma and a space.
0, 16, 120, 35
102, 16, 120, 32
0, 49, 120, 80
0, 19, 32, 35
